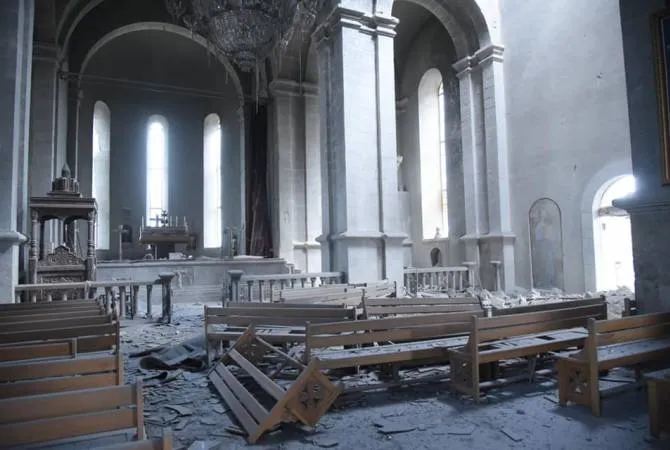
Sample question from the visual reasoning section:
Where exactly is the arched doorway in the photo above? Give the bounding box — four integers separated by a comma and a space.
594, 175, 635, 291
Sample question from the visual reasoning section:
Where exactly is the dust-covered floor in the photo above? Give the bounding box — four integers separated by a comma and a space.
109, 301, 668, 450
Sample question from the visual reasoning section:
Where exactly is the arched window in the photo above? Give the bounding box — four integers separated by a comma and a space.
146, 116, 168, 223
418, 69, 448, 239
594, 175, 636, 291
203, 113, 222, 248
92, 101, 111, 249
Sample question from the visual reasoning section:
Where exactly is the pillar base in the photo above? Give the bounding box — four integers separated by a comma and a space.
0, 230, 28, 302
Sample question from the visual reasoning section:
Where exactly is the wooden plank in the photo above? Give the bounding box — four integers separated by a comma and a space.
218, 306, 352, 318
479, 304, 606, 330
0, 314, 111, 333
0, 354, 118, 382
477, 315, 597, 342
0, 309, 104, 323
492, 298, 604, 316
0, 305, 103, 318
597, 323, 670, 347
216, 315, 350, 327
365, 304, 481, 315
227, 350, 285, 401
223, 302, 348, 309
208, 368, 259, 435
595, 312, 670, 333
364, 297, 479, 307
0, 372, 118, 399
214, 364, 269, 422
309, 311, 482, 334
0, 323, 118, 345
0, 339, 75, 362
0, 408, 137, 447
0, 384, 134, 423
0, 299, 97, 310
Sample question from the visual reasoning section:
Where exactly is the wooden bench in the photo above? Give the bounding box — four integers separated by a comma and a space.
0, 338, 77, 362
0, 316, 120, 353
556, 312, 670, 416
448, 302, 608, 400
209, 326, 342, 443
96, 430, 173, 450
0, 352, 123, 399
0, 298, 105, 319
305, 310, 484, 369
0, 381, 145, 448
623, 297, 638, 317
363, 296, 482, 319
280, 285, 364, 306
204, 303, 356, 364
491, 296, 605, 316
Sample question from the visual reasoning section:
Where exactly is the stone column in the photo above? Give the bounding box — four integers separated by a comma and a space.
303, 83, 323, 272
234, 102, 250, 256
0, 0, 33, 301
65, 83, 82, 179
268, 80, 304, 265
476, 45, 516, 292
314, 7, 406, 285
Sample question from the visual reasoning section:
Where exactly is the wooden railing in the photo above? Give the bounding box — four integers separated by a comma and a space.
227, 271, 345, 303
403, 265, 472, 294
14, 272, 176, 323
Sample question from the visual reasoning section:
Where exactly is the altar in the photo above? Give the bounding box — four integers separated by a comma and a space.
139, 211, 193, 259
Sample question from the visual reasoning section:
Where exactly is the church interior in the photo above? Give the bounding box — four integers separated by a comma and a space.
1, 0, 670, 448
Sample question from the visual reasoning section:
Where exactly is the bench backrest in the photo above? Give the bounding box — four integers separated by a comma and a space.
0, 301, 103, 318
623, 297, 638, 317
306, 310, 484, 360
363, 296, 482, 318
492, 297, 605, 316
0, 313, 113, 333
0, 338, 77, 363
471, 303, 608, 349
205, 304, 356, 328
0, 319, 120, 353
589, 311, 670, 351
0, 352, 123, 399
280, 287, 364, 306
0, 306, 105, 324
0, 381, 144, 448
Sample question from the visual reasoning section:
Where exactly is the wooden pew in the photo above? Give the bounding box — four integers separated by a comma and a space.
556, 312, 670, 416
0, 338, 77, 362
280, 285, 364, 306
204, 303, 356, 365
209, 326, 342, 444
448, 302, 608, 400
96, 430, 173, 450
491, 296, 605, 316
0, 317, 120, 353
0, 352, 123, 399
623, 297, 638, 317
0, 381, 145, 448
304, 310, 484, 369
0, 299, 104, 319
363, 296, 482, 319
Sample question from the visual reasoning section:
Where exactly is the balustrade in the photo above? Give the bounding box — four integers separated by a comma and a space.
226, 271, 345, 303
403, 265, 472, 294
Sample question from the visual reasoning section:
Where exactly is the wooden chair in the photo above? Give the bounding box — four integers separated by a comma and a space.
363, 296, 482, 319
448, 302, 608, 400
0, 352, 123, 399
556, 311, 670, 416
0, 338, 77, 363
209, 326, 342, 444
204, 303, 357, 365
305, 310, 483, 369
0, 381, 145, 448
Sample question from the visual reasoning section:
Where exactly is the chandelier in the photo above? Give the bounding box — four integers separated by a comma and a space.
165, 0, 324, 72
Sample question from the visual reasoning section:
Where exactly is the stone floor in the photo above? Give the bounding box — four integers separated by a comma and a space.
45, 300, 669, 449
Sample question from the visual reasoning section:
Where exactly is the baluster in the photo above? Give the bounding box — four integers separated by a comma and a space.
246, 281, 253, 302
290, 279, 295, 288
159, 273, 175, 323
104, 287, 112, 315
458, 272, 464, 291
146, 284, 153, 317
15, 292, 20, 304
268, 280, 275, 302
300, 278, 306, 288
310, 277, 317, 287
60, 291, 67, 301
132, 285, 140, 318
119, 286, 127, 320
403, 272, 408, 290
30, 289, 37, 303
258, 280, 265, 303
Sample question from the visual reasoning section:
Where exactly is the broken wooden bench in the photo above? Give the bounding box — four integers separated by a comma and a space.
0, 351, 123, 399
363, 295, 483, 319
304, 310, 485, 369
0, 381, 146, 449
556, 311, 670, 416
209, 326, 342, 444
0, 313, 120, 353
204, 303, 357, 364
448, 301, 608, 400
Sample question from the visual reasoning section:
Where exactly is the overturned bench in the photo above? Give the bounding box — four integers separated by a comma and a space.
448, 302, 608, 400
209, 326, 342, 443
556, 311, 670, 416
363, 296, 482, 319
204, 303, 357, 364
0, 381, 145, 448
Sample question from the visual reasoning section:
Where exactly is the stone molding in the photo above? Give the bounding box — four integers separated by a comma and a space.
292, 240, 321, 250
458, 232, 516, 243
33, 42, 58, 62
453, 44, 505, 77
0, 230, 28, 245
321, 230, 408, 242
268, 79, 318, 98
614, 196, 670, 215
313, 6, 399, 44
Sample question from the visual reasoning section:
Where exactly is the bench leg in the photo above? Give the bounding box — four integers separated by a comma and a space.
557, 358, 598, 413
449, 351, 478, 399
528, 355, 538, 383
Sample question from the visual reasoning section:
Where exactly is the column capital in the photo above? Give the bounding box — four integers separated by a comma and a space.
313, 7, 398, 42
268, 79, 318, 98
474, 44, 505, 66
453, 55, 476, 79
396, 97, 409, 115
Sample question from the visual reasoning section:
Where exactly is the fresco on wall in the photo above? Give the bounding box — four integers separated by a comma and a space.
529, 198, 564, 290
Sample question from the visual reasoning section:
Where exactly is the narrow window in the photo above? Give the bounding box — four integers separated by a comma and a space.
146, 116, 168, 223
92, 101, 111, 249
203, 113, 222, 248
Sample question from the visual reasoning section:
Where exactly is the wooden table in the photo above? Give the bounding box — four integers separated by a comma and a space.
645, 368, 670, 438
